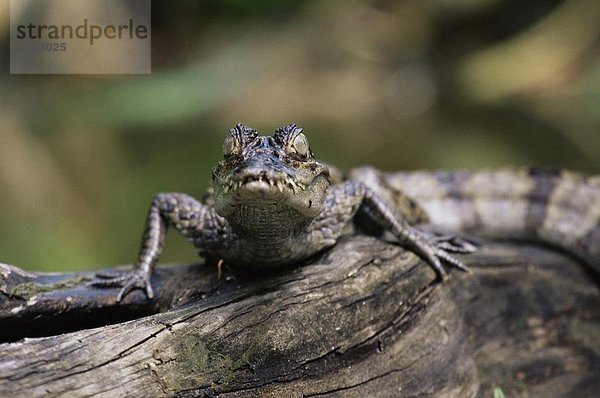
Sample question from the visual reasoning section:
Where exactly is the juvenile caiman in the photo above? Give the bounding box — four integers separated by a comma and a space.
93, 123, 600, 301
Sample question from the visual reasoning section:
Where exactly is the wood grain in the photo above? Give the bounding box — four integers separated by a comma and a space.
0, 235, 598, 397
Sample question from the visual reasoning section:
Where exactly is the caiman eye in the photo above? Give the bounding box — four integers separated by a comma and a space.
223, 135, 240, 157
289, 133, 310, 158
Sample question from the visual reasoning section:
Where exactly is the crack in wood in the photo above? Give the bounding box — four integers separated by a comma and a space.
0, 237, 598, 397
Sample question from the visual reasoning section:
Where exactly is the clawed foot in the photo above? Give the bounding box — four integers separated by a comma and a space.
413, 232, 478, 280
431, 234, 478, 254
90, 269, 154, 302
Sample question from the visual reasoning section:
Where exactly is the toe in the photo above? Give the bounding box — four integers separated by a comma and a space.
437, 250, 472, 273
116, 282, 135, 302
145, 280, 154, 299
90, 275, 126, 287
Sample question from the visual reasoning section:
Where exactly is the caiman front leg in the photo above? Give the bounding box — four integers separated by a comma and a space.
92, 193, 227, 301
305, 181, 475, 278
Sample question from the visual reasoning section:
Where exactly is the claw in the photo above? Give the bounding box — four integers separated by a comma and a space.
90, 272, 126, 287
435, 241, 475, 254
116, 278, 153, 302
90, 269, 154, 302
431, 235, 477, 253
409, 230, 474, 280
421, 249, 448, 280
436, 249, 472, 273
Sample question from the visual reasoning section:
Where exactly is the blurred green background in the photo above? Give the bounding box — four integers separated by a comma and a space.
0, 0, 599, 272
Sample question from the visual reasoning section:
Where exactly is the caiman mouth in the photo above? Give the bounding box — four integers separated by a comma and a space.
221, 172, 310, 195
214, 168, 330, 219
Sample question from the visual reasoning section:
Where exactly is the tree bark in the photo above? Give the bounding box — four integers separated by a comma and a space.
0, 235, 598, 397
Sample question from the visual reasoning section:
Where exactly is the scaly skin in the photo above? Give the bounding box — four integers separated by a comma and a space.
378, 168, 600, 274
93, 123, 475, 301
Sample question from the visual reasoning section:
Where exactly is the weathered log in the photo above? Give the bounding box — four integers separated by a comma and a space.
0, 235, 598, 397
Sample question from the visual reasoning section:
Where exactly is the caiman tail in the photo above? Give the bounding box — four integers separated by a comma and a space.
381, 168, 600, 274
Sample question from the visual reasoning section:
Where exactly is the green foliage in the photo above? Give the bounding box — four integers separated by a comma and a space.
1, 0, 599, 271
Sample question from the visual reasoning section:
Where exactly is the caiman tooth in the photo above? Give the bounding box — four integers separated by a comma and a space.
223, 185, 230, 193
289, 181, 298, 194
277, 181, 284, 192
268, 179, 275, 187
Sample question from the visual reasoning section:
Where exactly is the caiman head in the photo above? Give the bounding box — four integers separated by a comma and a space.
212, 123, 330, 221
